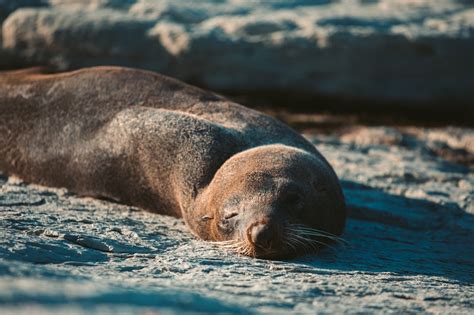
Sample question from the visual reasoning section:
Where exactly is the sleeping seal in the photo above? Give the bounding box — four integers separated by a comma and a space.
0, 66, 346, 258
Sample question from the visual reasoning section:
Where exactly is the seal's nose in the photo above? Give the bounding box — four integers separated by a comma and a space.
249, 223, 274, 250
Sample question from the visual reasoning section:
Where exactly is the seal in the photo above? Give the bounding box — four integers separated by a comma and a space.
0, 66, 346, 258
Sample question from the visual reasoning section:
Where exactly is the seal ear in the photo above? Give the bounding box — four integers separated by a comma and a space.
183, 186, 218, 240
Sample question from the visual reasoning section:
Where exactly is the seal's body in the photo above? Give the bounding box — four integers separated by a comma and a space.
0, 66, 346, 258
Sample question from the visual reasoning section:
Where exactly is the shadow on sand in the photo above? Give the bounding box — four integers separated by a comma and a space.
296, 180, 474, 284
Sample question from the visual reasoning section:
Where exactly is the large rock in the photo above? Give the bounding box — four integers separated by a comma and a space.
0, 0, 46, 22
2, 0, 474, 108
0, 0, 46, 45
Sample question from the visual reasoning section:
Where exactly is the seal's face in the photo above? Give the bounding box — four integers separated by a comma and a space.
191, 145, 346, 259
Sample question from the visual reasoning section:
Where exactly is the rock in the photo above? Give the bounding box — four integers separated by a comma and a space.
48, 0, 136, 11
2, 0, 474, 107
64, 234, 114, 253
340, 127, 403, 146
2, 8, 168, 70
0, 0, 46, 23
0, 0, 47, 59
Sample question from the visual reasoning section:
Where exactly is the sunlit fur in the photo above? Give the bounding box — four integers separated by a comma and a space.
189, 145, 346, 259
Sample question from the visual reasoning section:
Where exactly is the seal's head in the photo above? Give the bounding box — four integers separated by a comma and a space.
189, 144, 346, 259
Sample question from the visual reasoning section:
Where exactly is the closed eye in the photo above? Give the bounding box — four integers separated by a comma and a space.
218, 212, 239, 231
224, 212, 239, 220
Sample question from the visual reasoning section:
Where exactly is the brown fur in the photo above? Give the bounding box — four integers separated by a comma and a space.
0, 66, 346, 258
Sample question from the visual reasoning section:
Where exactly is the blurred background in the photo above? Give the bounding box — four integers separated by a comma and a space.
1, 0, 473, 124
0, 0, 473, 165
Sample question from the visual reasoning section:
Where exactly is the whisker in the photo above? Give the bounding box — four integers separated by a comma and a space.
288, 232, 338, 253
213, 222, 347, 258
287, 233, 321, 253
284, 238, 298, 255
297, 232, 348, 247
289, 223, 345, 238
219, 243, 241, 249
212, 237, 258, 257
210, 240, 238, 246
288, 224, 349, 246
287, 235, 312, 255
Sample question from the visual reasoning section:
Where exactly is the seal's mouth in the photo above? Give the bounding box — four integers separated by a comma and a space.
213, 223, 348, 259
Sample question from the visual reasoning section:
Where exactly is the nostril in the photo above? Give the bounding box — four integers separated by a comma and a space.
249, 223, 273, 250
